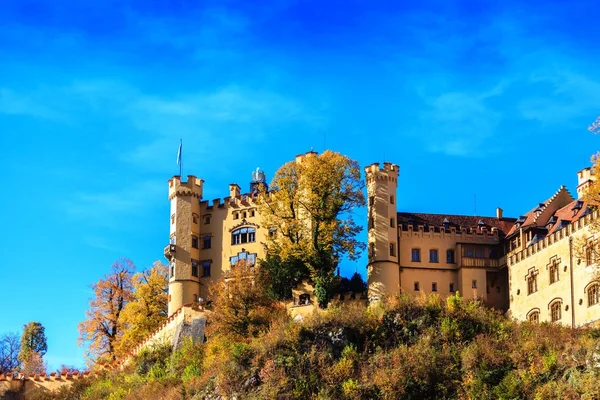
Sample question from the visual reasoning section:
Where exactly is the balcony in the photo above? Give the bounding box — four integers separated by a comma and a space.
164, 244, 176, 260
461, 257, 500, 268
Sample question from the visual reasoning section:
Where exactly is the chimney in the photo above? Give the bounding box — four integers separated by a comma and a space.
229, 183, 241, 198
496, 207, 503, 219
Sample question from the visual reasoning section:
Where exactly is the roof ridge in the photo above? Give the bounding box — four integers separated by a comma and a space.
531, 186, 572, 224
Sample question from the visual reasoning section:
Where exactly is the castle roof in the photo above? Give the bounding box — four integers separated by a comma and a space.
396, 212, 516, 236
506, 186, 575, 236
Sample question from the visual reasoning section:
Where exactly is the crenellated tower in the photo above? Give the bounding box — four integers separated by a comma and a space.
165, 175, 204, 316
365, 162, 400, 301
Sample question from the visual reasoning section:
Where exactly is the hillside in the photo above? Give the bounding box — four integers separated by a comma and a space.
17, 293, 600, 400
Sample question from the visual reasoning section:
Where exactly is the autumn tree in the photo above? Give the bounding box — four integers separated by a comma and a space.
258, 150, 365, 307
21, 352, 46, 375
78, 258, 134, 362
0, 332, 21, 374
114, 261, 168, 357
573, 117, 600, 266
209, 261, 285, 340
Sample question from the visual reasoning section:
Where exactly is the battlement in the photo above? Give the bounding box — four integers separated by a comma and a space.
295, 150, 318, 164
400, 223, 500, 242
0, 370, 98, 399
168, 175, 204, 200
365, 162, 399, 182
508, 208, 598, 267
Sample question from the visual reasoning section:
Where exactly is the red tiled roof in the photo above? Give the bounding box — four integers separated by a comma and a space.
396, 212, 516, 236
506, 186, 575, 236
546, 199, 589, 235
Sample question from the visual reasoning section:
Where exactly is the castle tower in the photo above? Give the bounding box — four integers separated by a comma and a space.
576, 167, 595, 199
165, 175, 204, 316
365, 162, 400, 301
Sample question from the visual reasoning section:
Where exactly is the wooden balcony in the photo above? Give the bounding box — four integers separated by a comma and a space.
461, 257, 500, 268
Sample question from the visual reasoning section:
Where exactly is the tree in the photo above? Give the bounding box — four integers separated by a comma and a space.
209, 261, 285, 340
78, 258, 135, 362
258, 150, 365, 307
0, 332, 21, 374
114, 261, 168, 357
18, 322, 47, 365
258, 251, 309, 300
20, 352, 46, 375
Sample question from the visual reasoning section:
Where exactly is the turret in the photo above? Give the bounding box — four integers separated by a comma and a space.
577, 167, 595, 199
165, 175, 204, 316
365, 162, 400, 301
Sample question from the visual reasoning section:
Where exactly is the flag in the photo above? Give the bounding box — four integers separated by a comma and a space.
176, 140, 182, 165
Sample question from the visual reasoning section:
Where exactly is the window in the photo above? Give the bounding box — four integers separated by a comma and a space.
369, 217, 375, 229
269, 228, 277, 238
414, 281, 420, 291
586, 242, 594, 266
549, 260, 559, 284
389, 243, 396, 257
449, 283, 455, 292
369, 243, 375, 258
298, 294, 311, 305
411, 248, 420, 262
203, 236, 211, 249
527, 274, 538, 295
432, 282, 437, 292
472, 280, 477, 289
551, 301, 562, 322
528, 311, 539, 323
192, 260, 199, 277
390, 195, 394, 204
232, 227, 256, 245
446, 249, 455, 264
369, 196, 375, 206
192, 235, 199, 249
233, 212, 239, 220
171, 214, 175, 224
588, 283, 599, 306
475, 248, 485, 258
170, 235, 176, 244
202, 261, 211, 277
390, 218, 395, 228
429, 249, 439, 263
242, 211, 247, 219
250, 210, 255, 217
204, 215, 211, 224
192, 214, 199, 224
170, 262, 175, 278
465, 248, 474, 258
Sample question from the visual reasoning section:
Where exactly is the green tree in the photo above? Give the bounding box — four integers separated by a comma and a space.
18, 322, 47, 364
115, 261, 168, 357
258, 150, 365, 307
78, 258, 135, 362
258, 251, 308, 300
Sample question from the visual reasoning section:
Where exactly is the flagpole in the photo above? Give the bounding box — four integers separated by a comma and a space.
179, 138, 182, 177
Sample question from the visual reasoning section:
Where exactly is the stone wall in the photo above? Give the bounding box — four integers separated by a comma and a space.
0, 371, 96, 399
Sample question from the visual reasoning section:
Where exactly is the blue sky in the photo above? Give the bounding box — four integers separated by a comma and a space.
0, 0, 598, 370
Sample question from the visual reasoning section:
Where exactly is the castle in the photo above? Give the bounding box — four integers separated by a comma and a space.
163, 151, 600, 327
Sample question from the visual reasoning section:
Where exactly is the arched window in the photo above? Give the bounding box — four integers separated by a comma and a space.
527, 309, 540, 323
550, 301, 562, 322
232, 227, 256, 245
588, 283, 599, 307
